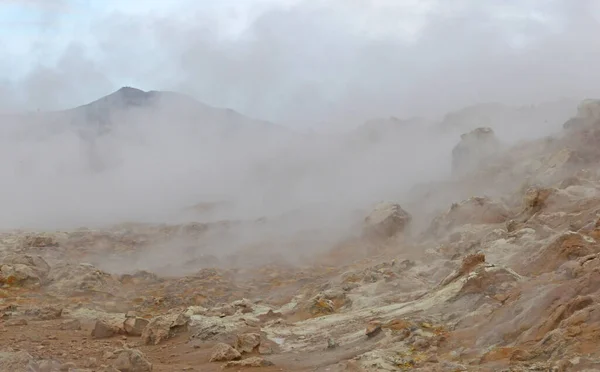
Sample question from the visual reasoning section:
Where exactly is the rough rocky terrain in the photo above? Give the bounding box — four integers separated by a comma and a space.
4, 99, 600, 371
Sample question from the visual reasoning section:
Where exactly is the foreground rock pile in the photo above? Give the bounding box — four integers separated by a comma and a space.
3, 99, 600, 371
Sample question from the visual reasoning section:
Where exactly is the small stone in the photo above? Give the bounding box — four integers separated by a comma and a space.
103, 351, 115, 360
235, 333, 261, 353
365, 320, 382, 338
209, 343, 241, 362
124, 317, 149, 336
113, 349, 152, 372
92, 320, 115, 339
141, 311, 189, 345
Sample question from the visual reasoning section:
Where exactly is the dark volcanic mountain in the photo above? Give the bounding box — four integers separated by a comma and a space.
0, 87, 296, 174
2, 86, 293, 141
75, 87, 293, 139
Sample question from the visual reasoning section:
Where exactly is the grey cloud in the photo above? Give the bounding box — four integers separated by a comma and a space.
7, 0, 600, 126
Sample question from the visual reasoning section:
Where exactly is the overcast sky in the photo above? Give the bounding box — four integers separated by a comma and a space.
1, 0, 600, 128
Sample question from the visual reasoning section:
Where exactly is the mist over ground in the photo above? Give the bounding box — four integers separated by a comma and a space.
0, 1, 598, 266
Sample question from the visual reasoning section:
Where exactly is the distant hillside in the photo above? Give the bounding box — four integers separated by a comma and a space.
1, 86, 294, 141
438, 99, 580, 141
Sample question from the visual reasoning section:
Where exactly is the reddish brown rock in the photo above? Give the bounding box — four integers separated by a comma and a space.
92, 320, 116, 339
365, 320, 382, 338
123, 317, 149, 336
521, 232, 598, 275
209, 343, 241, 362
235, 333, 261, 353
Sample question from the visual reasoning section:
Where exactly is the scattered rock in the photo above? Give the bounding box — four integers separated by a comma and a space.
366, 320, 382, 338
123, 317, 149, 336
235, 333, 261, 353
223, 357, 274, 368
209, 343, 242, 362
113, 349, 153, 372
92, 320, 117, 339
141, 311, 189, 345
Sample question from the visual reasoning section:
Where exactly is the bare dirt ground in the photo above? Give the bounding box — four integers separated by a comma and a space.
5, 100, 600, 371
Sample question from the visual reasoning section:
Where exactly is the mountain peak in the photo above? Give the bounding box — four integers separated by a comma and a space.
89, 86, 155, 109
115, 86, 146, 96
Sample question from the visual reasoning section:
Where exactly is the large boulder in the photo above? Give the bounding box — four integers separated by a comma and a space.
112, 349, 153, 372
363, 202, 412, 239
452, 127, 502, 176
210, 343, 242, 362
0, 254, 50, 287
141, 310, 190, 345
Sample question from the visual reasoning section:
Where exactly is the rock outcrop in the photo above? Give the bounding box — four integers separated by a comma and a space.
452, 127, 502, 176
0, 254, 50, 287
363, 202, 412, 239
